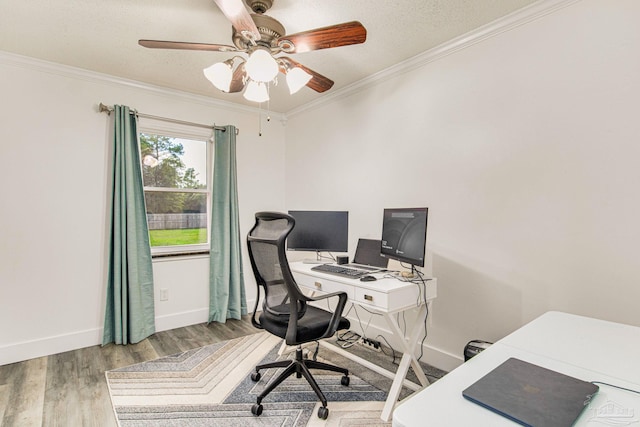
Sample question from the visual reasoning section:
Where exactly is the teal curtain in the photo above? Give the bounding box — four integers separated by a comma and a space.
103, 105, 156, 345
209, 125, 247, 323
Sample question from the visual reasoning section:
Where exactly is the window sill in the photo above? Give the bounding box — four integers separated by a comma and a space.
152, 251, 210, 262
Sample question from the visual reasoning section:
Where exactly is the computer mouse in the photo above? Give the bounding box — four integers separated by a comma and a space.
360, 275, 377, 282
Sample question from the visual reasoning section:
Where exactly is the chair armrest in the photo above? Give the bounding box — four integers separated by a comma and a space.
250, 281, 264, 330
304, 290, 346, 304
286, 291, 349, 343
319, 291, 349, 340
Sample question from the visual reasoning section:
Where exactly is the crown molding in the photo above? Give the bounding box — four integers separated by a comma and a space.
1, 0, 578, 123
0, 50, 286, 121
286, 0, 581, 118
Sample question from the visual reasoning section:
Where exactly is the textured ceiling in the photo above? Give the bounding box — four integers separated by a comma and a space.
0, 0, 539, 113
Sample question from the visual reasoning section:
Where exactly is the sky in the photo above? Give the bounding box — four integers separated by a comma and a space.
176, 137, 207, 186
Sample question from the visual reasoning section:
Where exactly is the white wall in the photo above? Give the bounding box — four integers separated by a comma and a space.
0, 54, 286, 365
284, 0, 640, 370
3, 0, 639, 371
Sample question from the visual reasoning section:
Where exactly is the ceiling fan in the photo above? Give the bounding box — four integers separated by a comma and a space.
139, 0, 367, 102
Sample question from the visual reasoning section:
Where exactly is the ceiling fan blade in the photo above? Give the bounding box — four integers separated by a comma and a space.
280, 57, 334, 93
139, 40, 238, 52
277, 21, 366, 54
213, 0, 261, 42
228, 63, 246, 93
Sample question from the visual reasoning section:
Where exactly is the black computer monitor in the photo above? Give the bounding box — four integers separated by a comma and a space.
381, 207, 428, 267
287, 210, 349, 254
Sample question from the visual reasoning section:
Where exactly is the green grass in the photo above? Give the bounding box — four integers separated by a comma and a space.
149, 228, 207, 246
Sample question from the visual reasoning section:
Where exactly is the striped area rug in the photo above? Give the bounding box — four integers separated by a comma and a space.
106, 332, 392, 426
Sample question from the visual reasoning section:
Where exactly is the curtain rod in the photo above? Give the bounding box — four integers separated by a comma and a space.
98, 103, 239, 135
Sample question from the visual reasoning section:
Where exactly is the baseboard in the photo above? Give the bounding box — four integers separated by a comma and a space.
1, 300, 259, 367
344, 313, 463, 373
0, 310, 208, 367
0, 327, 102, 366
155, 308, 209, 332
0, 298, 461, 371
419, 344, 464, 373
156, 297, 257, 331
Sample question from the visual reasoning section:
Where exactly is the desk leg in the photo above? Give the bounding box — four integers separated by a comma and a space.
380, 305, 430, 422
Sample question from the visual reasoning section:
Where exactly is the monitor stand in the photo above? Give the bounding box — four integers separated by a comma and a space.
401, 265, 420, 278
302, 251, 332, 264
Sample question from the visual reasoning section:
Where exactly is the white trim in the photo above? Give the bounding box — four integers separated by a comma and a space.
154, 308, 210, 332
0, 300, 257, 366
0, 50, 286, 121
0, 297, 458, 371
0, 0, 577, 122
286, 0, 581, 118
344, 312, 462, 372
0, 327, 102, 366
138, 124, 213, 257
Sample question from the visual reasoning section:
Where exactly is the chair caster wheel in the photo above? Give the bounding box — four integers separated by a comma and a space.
250, 371, 261, 382
318, 406, 329, 419
341, 375, 350, 386
251, 403, 263, 416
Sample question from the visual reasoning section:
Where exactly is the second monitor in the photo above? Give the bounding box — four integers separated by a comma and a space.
381, 207, 428, 268
287, 210, 349, 257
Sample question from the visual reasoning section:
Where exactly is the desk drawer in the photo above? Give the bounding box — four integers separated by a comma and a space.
354, 287, 389, 310
293, 272, 355, 300
355, 283, 435, 312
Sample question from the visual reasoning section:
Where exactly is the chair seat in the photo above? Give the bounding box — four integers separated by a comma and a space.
260, 305, 350, 344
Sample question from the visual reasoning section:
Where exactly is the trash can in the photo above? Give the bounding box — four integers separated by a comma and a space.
464, 340, 492, 361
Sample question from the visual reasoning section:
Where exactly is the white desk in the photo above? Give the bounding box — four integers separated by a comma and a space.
289, 261, 438, 422
392, 311, 640, 427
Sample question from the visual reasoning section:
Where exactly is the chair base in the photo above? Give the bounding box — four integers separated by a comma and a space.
250, 345, 350, 419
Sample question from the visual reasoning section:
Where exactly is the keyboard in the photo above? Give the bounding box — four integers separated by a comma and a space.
310, 264, 367, 278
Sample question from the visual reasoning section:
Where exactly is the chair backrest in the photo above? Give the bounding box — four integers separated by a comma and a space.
247, 211, 307, 327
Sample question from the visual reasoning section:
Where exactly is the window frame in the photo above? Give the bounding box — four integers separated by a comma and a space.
137, 118, 214, 257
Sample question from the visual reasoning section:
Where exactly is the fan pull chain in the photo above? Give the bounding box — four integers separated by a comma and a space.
258, 102, 263, 137
257, 84, 272, 137
266, 84, 271, 124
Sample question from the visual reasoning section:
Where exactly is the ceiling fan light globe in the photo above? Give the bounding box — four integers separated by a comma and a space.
287, 67, 312, 94
245, 49, 279, 82
243, 80, 270, 103
203, 62, 233, 92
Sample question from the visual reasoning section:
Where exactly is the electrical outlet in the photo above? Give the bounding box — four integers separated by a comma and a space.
160, 288, 169, 301
358, 337, 382, 352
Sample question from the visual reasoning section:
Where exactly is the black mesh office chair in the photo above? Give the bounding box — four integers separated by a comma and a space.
247, 211, 351, 420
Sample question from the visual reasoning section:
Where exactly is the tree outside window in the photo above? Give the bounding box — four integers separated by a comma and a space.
139, 132, 211, 254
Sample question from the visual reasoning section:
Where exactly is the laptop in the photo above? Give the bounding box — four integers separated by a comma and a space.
462, 358, 599, 427
344, 238, 389, 272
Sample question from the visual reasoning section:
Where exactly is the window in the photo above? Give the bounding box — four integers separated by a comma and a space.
138, 122, 213, 256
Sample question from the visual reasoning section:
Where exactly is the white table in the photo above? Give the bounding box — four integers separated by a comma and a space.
392, 311, 640, 426
290, 261, 438, 421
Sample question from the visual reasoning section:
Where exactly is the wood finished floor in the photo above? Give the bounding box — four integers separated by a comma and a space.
0, 316, 258, 427
0, 317, 446, 426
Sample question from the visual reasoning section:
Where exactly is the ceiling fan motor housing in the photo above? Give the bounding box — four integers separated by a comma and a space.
247, 0, 273, 14
232, 13, 285, 50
